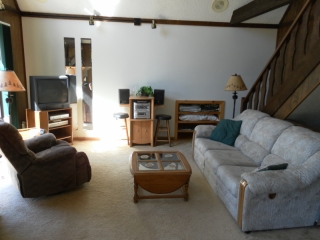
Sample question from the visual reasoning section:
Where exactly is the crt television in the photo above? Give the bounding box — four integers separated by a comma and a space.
29, 75, 70, 111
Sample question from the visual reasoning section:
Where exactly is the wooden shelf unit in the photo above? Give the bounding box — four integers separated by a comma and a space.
26, 108, 73, 144
129, 96, 154, 147
174, 100, 225, 140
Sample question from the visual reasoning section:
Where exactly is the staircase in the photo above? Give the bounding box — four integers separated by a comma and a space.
241, 0, 320, 120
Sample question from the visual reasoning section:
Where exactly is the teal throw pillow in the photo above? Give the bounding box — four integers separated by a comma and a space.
209, 119, 242, 146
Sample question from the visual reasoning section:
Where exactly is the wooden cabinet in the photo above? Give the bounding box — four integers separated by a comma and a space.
130, 121, 153, 144
26, 108, 73, 144
174, 100, 225, 140
129, 97, 154, 147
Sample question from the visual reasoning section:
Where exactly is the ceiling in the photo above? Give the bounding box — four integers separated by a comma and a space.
15, 0, 289, 24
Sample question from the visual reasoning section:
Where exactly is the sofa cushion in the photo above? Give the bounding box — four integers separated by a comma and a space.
271, 126, 320, 166
239, 141, 269, 165
234, 109, 269, 140
233, 117, 292, 166
194, 138, 238, 171
217, 165, 256, 198
204, 150, 258, 174
249, 117, 293, 152
209, 119, 242, 146
260, 154, 286, 167
234, 134, 249, 149
195, 138, 238, 153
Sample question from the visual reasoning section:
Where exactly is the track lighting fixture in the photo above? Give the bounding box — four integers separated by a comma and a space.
134, 18, 141, 26
0, 0, 5, 11
89, 16, 94, 25
151, 20, 156, 29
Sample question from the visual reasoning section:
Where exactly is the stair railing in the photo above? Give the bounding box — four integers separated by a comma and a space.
241, 0, 320, 117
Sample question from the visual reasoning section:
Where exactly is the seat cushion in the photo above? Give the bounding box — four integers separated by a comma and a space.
238, 141, 269, 165
204, 150, 258, 174
194, 138, 238, 153
156, 114, 171, 120
217, 165, 256, 198
194, 138, 238, 171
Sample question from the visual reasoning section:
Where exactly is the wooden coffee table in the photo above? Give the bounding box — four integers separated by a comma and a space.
130, 151, 192, 203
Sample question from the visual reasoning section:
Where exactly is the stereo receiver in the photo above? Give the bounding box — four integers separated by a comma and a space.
133, 101, 150, 119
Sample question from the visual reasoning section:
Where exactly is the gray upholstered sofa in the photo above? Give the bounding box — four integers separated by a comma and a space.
192, 109, 320, 232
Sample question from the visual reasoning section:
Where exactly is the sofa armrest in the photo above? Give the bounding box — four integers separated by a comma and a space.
241, 156, 320, 194
24, 133, 57, 153
238, 175, 320, 232
241, 170, 301, 194
194, 125, 216, 138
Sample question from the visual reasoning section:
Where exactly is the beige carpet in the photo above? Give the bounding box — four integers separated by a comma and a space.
1, 139, 319, 240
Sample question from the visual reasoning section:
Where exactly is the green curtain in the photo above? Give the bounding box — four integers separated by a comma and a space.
0, 23, 18, 128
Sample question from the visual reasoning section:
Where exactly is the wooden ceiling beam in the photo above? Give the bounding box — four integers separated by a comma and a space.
230, 0, 296, 25
20, 11, 278, 29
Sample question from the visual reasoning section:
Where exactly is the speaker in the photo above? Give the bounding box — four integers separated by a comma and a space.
154, 89, 165, 105
119, 89, 130, 104
68, 75, 77, 104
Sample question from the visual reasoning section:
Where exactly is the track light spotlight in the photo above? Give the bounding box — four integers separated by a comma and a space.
134, 18, 141, 26
151, 20, 156, 29
0, 0, 5, 11
89, 16, 94, 26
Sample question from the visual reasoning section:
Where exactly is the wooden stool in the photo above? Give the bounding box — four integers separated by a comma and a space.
113, 112, 129, 145
154, 114, 172, 147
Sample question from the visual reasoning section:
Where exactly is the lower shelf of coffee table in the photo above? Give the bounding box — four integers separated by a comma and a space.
134, 185, 189, 202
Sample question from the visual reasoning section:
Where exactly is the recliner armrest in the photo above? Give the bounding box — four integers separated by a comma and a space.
33, 142, 77, 164
24, 133, 57, 153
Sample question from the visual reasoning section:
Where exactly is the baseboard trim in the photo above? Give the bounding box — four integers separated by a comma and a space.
73, 137, 101, 141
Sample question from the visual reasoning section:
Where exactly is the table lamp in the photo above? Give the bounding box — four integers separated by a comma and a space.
0, 70, 26, 123
65, 66, 76, 75
224, 74, 247, 118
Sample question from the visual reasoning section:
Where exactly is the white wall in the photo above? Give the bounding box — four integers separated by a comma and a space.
22, 17, 276, 138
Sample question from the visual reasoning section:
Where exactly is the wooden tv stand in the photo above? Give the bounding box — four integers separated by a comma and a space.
26, 108, 73, 144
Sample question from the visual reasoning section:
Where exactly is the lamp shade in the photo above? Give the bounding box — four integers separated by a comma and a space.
224, 74, 247, 91
0, 0, 5, 11
66, 66, 76, 75
0, 70, 26, 92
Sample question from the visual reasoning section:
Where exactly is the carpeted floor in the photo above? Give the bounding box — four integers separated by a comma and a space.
1, 139, 319, 240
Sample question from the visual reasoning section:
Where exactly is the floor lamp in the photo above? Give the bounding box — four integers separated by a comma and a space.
0, 70, 26, 123
224, 74, 247, 118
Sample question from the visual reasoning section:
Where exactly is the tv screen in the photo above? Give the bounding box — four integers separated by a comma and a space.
30, 75, 70, 111
37, 79, 69, 104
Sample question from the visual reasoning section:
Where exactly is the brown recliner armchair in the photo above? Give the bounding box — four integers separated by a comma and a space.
0, 121, 91, 198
